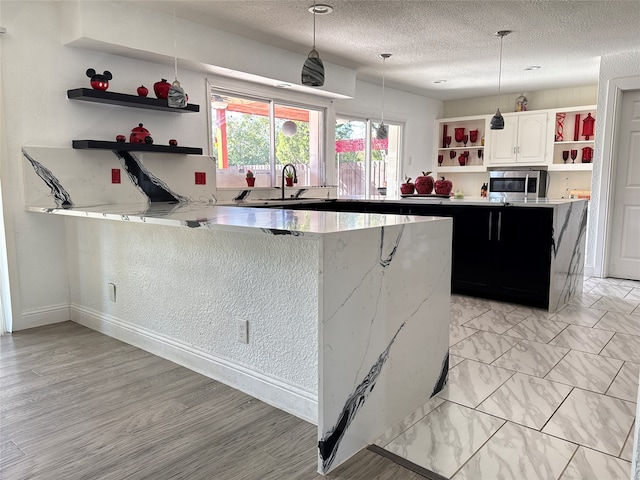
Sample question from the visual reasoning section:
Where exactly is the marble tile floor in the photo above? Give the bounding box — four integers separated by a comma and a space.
379, 277, 640, 480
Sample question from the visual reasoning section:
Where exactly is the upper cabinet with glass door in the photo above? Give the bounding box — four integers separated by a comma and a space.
434, 115, 490, 173
547, 105, 596, 171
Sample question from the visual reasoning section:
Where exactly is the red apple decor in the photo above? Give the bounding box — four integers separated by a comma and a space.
434, 176, 453, 196
400, 176, 415, 195
414, 171, 435, 194
137, 85, 149, 97
154, 79, 172, 100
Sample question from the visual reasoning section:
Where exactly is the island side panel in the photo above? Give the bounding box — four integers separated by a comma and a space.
549, 200, 588, 312
317, 217, 452, 474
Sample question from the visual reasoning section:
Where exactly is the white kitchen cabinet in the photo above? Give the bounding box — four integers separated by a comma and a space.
488, 112, 549, 165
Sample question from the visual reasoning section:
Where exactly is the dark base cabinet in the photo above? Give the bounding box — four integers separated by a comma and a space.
276, 201, 554, 308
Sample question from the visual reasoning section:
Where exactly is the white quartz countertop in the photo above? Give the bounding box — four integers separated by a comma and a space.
27, 202, 444, 237
342, 196, 586, 207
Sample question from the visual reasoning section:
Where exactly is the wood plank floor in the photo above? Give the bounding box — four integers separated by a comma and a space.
0, 321, 424, 479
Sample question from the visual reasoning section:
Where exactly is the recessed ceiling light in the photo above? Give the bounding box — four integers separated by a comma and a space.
433, 80, 447, 84
524, 65, 541, 70
309, 4, 333, 15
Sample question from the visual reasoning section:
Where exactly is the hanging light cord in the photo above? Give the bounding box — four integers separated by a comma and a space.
497, 34, 504, 98
381, 57, 386, 124
312, 0, 316, 49
173, 5, 178, 80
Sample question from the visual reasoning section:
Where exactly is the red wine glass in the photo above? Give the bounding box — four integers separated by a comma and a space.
463, 135, 469, 146
562, 150, 569, 163
570, 149, 578, 163
438, 154, 444, 166
450, 151, 456, 159
445, 136, 451, 147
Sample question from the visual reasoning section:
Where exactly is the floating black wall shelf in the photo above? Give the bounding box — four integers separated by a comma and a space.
72, 140, 202, 155
67, 88, 200, 113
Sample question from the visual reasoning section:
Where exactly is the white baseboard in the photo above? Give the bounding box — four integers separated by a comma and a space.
584, 264, 595, 277
18, 304, 70, 330
70, 304, 318, 424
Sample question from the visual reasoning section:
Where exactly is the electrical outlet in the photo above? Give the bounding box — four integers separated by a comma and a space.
108, 282, 116, 302
237, 319, 248, 344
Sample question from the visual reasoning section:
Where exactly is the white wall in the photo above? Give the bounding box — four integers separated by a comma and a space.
0, 1, 442, 331
334, 80, 443, 185
590, 50, 640, 278
1, 1, 209, 330
443, 85, 597, 118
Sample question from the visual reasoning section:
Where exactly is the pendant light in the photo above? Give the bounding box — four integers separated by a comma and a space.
376, 53, 392, 140
490, 30, 512, 130
168, 5, 187, 108
301, 1, 325, 87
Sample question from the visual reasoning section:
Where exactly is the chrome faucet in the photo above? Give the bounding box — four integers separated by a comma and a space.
281, 163, 297, 199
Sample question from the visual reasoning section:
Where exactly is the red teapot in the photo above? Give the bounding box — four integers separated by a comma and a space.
130, 123, 153, 144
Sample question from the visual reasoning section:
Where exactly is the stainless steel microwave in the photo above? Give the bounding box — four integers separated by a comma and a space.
488, 168, 548, 200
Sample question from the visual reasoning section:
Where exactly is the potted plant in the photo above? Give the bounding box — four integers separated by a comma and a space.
245, 170, 255, 187
285, 169, 295, 187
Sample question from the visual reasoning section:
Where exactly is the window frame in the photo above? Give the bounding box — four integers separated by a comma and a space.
334, 113, 404, 198
206, 77, 332, 188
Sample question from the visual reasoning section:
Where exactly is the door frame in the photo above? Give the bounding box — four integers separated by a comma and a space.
593, 76, 640, 278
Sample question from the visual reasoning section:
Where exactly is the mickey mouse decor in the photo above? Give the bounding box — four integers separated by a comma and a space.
86, 68, 113, 91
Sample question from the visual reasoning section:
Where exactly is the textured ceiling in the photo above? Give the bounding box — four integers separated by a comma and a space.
131, 0, 640, 100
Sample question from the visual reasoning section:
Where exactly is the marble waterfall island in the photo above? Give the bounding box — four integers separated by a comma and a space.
23, 147, 453, 474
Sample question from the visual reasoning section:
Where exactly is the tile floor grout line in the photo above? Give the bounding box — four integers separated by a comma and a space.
446, 419, 508, 480
545, 323, 570, 345
539, 386, 575, 432
618, 417, 637, 459
555, 443, 580, 480
603, 361, 627, 395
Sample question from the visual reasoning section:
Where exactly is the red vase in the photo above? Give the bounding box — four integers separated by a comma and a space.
154, 79, 172, 100
454, 128, 465, 144
246, 177, 256, 187
285, 178, 294, 187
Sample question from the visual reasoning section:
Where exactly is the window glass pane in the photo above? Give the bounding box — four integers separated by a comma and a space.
376, 123, 401, 199
335, 118, 402, 198
335, 119, 367, 197
213, 94, 270, 188
212, 91, 325, 188
275, 105, 322, 187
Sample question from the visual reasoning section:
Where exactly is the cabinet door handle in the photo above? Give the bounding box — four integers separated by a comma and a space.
497, 212, 502, 241
488, 212, 493, 241
525, 174, 530, 196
